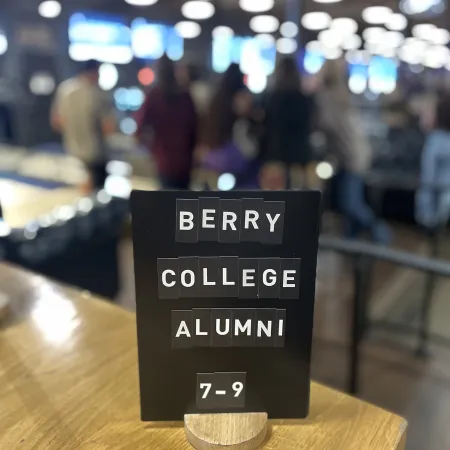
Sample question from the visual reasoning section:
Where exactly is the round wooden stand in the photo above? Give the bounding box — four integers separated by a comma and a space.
184, 413, 268, 450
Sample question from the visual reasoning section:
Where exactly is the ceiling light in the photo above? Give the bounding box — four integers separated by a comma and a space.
280, 21, 299, 38
363, 27, 386, 44
306, 40, 324, 53
318, 29, 343, 48
255, 34, 276, 47
401, 0, 442, 15
362, 6, 392, 24
246, 72, 268, 94
398, 41, 427, 64
429, 28, 450, 45
314, 0, 342, 2
181, 1, 215, 20
423, 45, 449, 68
385, 31, 405, 47
386, 13, 407, 31
301, 12, 331, 31
342, 34, 362, 50
212, 26, 234, 38
276, 37, 298, 54
175, 21, 201, 38
125, 0, 158, 5
330, 18, 358, 35
239, 0, 274, 13
99, 63, 119, 91
349, 74, 367, 94
0, 35, 7, 55
38, 0, 61, 18
29, 72, 55, 95
345, 49, 370, 65
250, 15, 279, 33
323, 47, 343, 60
412, 23, 436, 39
138, 67, 155, 86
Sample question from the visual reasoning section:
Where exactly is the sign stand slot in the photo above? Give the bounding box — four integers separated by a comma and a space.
184, 412, 268, 450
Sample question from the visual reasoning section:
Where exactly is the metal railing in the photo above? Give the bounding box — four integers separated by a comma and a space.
319, 234, 450, 395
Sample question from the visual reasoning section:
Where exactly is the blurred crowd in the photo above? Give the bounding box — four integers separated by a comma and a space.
49, 55, 450, 244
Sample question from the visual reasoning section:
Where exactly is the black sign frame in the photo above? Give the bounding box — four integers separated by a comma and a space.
131, 190, 321, 421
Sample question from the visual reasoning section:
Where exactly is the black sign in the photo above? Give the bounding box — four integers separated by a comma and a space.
131, 190, 321, 421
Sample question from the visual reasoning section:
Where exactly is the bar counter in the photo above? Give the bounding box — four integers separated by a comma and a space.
0, 263, 407, 449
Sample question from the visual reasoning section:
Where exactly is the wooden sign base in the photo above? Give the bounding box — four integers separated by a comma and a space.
184, 413, 268, 450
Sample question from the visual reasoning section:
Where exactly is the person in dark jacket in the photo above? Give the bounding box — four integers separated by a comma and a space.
260, 57, 315, 189
135, 56, 197, 189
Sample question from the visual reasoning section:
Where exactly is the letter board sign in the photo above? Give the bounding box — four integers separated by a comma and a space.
131, 190, 321, 421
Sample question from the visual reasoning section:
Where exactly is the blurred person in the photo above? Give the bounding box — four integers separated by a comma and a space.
316, 59, 390, 243
416, 94, 450, 229
176, 63, 211, 116
135, 55, 197, 190
51, 59, 116, 193
259, 57, 316, 190
200, 63, 260, 188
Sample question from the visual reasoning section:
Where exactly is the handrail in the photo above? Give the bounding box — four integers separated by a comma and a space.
319, 235, 450, 277
318, 234, 450, 395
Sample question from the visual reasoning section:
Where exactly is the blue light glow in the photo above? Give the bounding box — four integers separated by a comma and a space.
131, 18, 184, 61
212, 35, 276, 75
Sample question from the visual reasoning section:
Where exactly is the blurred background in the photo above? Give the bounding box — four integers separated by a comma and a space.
1, 0, 450, 449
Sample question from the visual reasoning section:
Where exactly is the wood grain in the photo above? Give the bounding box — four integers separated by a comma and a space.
0, 263, 407, 449
185, 413, 268, 449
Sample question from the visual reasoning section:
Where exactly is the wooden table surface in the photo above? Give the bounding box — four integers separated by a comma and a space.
0, 264, 407, 450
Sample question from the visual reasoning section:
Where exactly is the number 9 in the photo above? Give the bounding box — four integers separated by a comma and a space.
232, 381, 243, 398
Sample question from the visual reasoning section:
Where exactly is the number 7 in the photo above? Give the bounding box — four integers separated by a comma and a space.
200, 383, 212, 399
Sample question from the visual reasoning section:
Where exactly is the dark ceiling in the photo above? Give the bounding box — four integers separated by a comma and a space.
7, 0, 450, 38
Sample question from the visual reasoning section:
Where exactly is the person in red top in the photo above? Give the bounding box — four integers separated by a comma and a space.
135, 56, 197, 189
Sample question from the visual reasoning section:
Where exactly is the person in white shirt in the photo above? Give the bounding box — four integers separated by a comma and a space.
51, 60, 116, 193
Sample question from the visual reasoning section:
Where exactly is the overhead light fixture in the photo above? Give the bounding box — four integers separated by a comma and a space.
385, 31, 405, 47
38, 0, 61, 18
306, 40, 323, 53
363, 27, 386, 44
342, 34, 362, 51
246, 72, 268, 94
386, 13, 407, 31
276, 37, 298, 54
0, 34, 8, 55
255, 34, 276, 47
423, 45, 449, 68
323, 47, 343, 60
330, 18, 358, 35
349, 74, 367, 94
362, 6, 392, 24
314, 0, 342, 3
318, 29, 343, 48
99, 63, 119, 91
29, 72, 56, 95
250, 15, 279, 33
239, 0, 274, 13
412, 23, 436, 39
398, 40, 427, 64
212, 26, 234, 38
125, 0, 158, 5
181, 1, 215, 20
301, 12, 331, 31
345, 49, 370, 65
175, 21, 201, 38
429, 28, 450, 45
400, 0, 443, 15
280, 21, 299, 38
